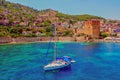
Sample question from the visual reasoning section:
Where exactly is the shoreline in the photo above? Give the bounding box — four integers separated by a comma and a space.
0, 41, 74, 45
0, 37, 120, 45
0, 37, 74, 45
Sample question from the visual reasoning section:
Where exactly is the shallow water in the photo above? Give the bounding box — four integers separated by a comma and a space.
0, 42, 120, 80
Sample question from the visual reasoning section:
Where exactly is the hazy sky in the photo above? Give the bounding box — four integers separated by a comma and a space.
6, 0, 120, 20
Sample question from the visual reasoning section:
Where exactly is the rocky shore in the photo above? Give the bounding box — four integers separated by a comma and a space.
0, 37, 120, 44
0, 37, 48, 44
0, 37, 73, 44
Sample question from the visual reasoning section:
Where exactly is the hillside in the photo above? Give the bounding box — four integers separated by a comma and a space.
56, 13, 104, 23
0, 1, 38, 27
0, 1, 104, 38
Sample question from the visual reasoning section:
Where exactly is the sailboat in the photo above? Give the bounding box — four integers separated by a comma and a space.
44, 23, 75, 71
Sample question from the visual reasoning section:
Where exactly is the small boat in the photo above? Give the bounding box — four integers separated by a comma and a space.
44, 24, 75, 71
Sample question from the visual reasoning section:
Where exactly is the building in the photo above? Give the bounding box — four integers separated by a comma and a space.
84, 20, 100, 38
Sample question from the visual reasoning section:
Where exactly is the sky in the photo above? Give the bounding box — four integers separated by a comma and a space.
6, 0, 120, 20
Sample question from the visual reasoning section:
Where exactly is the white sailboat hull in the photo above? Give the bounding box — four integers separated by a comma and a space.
44, 62, 71, 71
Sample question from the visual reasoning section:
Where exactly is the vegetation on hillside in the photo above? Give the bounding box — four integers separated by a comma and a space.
56, 12, 104, 22
0, 1, 104, 38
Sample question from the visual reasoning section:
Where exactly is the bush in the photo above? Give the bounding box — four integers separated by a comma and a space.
63, 30, 73, 36
45, 27, 52, 32
100, 32, 110, 38
10, 34, 20, 38
9, 27, 23, 34
0, 31, 7, 37
0, 26, 10, 37
24, 33, 37, 37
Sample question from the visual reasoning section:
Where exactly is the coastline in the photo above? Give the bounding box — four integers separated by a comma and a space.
0, 37, 120, 45
0, 37, 73, 45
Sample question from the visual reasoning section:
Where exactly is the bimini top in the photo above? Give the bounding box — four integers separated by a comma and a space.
56, 56, 72, 62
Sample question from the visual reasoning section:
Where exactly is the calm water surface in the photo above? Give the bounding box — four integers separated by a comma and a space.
0, 42, 120, 80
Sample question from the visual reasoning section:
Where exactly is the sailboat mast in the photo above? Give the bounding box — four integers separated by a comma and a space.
54, 23, 57, 61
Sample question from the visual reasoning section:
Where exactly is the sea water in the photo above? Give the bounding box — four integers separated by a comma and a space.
0, 42, 120, 80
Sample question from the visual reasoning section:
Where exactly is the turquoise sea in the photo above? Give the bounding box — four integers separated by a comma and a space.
0, 42, 120, 80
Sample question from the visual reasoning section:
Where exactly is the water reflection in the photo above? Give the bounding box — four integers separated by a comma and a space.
43, 66, 71, 80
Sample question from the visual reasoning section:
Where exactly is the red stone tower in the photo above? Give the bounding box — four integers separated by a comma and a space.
84, 20, 100, 38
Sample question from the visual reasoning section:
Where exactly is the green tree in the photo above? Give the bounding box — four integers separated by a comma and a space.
100, 32, 110, 38
45, 27, 51, 32
24, 33, 37, 37
9, 27, 23, 34
63, 30, 73, 36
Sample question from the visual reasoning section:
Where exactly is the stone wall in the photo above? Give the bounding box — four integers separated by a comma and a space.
0, 37, 13, 43
0, 37, 73, 44
14, 37, 49, 43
